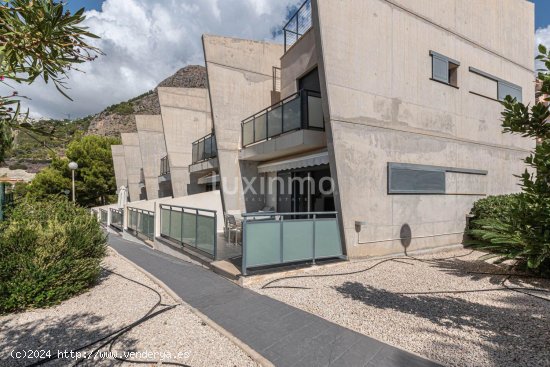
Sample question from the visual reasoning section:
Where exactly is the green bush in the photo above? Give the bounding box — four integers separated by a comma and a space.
467, 193, 550, 275
0, 197, 107, 314
468, 194, 522, 231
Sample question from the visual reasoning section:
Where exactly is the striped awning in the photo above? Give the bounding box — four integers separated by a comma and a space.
257, 151, 329, 173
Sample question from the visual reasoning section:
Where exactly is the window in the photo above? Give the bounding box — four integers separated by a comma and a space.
430, 51, 460, 87
469, 67, 522, 102
387, 163, 488, 195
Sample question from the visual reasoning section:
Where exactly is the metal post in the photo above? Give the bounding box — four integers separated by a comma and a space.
195, 209, 199, 248
181, 207, 184, 245
312, 214, 316, 265
242, 216, 247, 276
71, 169, 76, 203
280, 214, 284, 263
213, 212, 218, 260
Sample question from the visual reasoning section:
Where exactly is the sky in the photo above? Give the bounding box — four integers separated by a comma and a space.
5, 0, 550, 120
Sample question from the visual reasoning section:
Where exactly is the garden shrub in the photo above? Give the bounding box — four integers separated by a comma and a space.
0, 197, 107, 314
468, 194, 522, 231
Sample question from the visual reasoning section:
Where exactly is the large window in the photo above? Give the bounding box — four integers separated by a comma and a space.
430, 51, 460, 87
469, 67, 522, 102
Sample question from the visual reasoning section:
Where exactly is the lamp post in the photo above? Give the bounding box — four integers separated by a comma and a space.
68, 161, 78, 203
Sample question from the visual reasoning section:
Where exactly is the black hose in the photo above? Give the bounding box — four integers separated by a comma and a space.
25, 267, 190, 367
260, 252, 550, 304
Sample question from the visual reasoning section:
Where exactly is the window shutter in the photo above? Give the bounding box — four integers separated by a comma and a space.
498, 82, 522, 102
432, 55, 449, 83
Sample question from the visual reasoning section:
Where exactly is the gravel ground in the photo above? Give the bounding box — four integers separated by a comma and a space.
249, 249, 550, 367
0, 249, 256, 367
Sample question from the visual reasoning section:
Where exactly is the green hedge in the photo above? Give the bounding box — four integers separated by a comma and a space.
0, 198, 106, 314
468, 194, 522, 231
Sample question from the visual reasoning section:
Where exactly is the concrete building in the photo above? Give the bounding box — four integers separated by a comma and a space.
121, 133, 146, 202
105, 0, 535, 277
111, 145, 128, 192
158, 87, 213, 197
136, 115, 169, 200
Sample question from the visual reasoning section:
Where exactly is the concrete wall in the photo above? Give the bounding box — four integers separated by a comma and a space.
111, 145, 128, 192
136, 115, 167, 200
121, 133, 144, 202
280, 28, 319, 99
158, 87, 211, 197
311, 0, 535, 257
203, 35, 284, 213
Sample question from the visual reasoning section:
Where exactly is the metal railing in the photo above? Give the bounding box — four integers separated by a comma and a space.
273, 66, 281, 92
191, 132, 217, 164
283, 0, 312, 52
128, 207, 154, 240
241, 211, 343, 275
99, 209, 108, 225
160, 155, 170, 176
241, 89, 324, 148
110, 208, 123, 231
160, 204, 218, 259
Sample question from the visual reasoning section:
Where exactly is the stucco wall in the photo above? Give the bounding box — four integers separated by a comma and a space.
136, 115, 167, 200
312, 0, 535, 257
158, 87, 211, 197
203, 34, 283, 213
121, 133, 144, 202
111, 145, 128, 192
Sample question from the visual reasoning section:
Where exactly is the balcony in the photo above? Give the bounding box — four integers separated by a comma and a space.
283, 0, 312, 52
240, 89, 326, 161
190, 133, 219, 174
158, 155, 171, 183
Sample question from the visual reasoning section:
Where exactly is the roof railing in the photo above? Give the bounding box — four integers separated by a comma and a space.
283, 0, 312, 52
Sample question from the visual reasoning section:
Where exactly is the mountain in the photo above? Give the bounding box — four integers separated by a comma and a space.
87, 65, 207, 136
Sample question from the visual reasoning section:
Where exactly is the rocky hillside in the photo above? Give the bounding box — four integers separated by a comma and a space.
87, 65, 207, 136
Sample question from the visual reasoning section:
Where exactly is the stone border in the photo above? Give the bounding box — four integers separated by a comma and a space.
108, 247, 274, 367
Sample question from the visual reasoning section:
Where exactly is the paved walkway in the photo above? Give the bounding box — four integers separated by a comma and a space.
108, 235, 441, 367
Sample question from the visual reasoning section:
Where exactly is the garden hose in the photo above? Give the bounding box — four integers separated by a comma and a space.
25, 267, 190, 367
260, 252, 550, 304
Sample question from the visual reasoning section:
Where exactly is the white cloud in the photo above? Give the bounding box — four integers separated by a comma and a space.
1, 0, 300, 119
536, 25, 550, 71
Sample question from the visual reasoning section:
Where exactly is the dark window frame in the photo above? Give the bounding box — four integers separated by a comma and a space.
469, 67, 522, 102
430, 50, 460, 88
387, 162, 487, 195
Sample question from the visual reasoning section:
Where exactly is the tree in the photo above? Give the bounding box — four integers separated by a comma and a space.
27, 135, 120, 207
0, 0, 101, 161
469, 45, 550, 274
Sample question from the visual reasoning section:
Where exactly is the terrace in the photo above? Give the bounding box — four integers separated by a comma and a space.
239, 89, 326, 161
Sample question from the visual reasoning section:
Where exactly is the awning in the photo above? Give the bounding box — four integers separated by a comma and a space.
257, 151, 329, 173
198, 174, 220, 185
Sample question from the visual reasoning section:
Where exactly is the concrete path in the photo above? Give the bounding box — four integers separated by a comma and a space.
108, 235, 441, 367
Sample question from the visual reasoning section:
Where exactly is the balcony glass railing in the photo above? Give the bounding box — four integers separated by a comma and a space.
160, 204, 218, 259
241, 211, 343, 275
110, 208, 123, 231
99, 209, 108, 225
283, 0, 312, 52
191, 133, 217, 164
160, 155, 170, 176
241, 89, 324, 148
128, 207, 154, 240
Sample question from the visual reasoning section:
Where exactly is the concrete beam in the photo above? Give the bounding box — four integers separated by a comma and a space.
121, 132, 144, 202
136, 115, 167, 200
158, 87, 211, 197
203, 34, 283, 213
111, 145, 128, 192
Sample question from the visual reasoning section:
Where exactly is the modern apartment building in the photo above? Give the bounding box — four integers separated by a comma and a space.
103, 0, 535, 276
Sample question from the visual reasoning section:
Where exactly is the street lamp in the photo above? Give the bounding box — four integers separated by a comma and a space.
68, 161, 78, 203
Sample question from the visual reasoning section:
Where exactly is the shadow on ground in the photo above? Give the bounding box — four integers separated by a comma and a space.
333, 262, 550, 366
